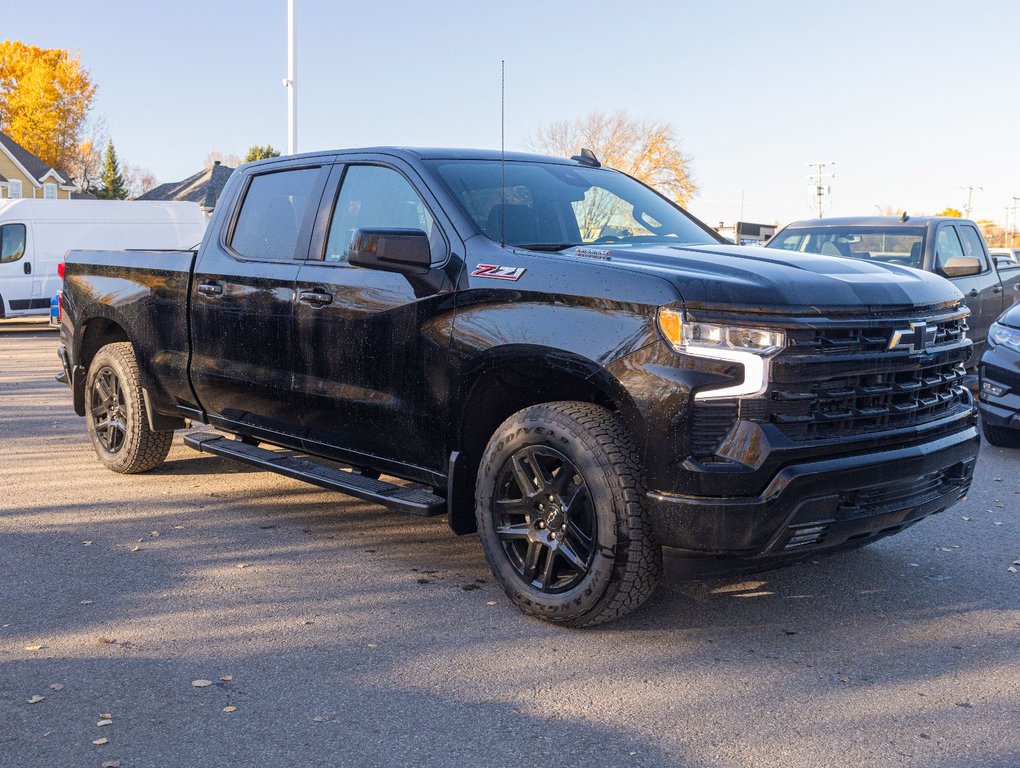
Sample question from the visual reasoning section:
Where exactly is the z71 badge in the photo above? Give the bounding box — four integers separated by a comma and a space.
471, 264, 526, 281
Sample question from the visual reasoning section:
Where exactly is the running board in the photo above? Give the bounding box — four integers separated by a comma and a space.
183, 432, 445, 516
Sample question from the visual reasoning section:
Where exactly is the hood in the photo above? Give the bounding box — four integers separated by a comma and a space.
996, 301, 1020, 329
597, 243, 963, 315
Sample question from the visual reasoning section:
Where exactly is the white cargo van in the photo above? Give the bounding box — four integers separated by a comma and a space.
0, 199, 207, 318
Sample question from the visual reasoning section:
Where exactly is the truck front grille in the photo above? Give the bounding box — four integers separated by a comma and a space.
768, 307, 972, 441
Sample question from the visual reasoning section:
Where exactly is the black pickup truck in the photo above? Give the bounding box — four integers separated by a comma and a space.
767, 216, 1020, 357
59, 148, 979, 626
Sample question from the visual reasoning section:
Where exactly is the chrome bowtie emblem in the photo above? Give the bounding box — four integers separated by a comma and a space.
888, 321, 937, 354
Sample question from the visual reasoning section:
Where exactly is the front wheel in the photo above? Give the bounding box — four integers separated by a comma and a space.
983, 422, 1020, 448
475, 402, 661, 627
84, 342, 174, 473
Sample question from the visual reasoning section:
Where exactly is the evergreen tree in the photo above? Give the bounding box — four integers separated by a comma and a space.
244, 144, 281, 163
97, 140, 128, 200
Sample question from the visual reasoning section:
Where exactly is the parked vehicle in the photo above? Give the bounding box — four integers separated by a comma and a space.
977, 303, 1020, 446
58, 149, 979, 626
0, 199, 207, 318
48, 292, 59, 328
767, 216, 1020, 357
989, 247, 1020, 266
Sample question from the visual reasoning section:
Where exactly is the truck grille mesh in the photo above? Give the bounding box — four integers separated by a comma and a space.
687, 307, 972, 457
769, 310, 971, 441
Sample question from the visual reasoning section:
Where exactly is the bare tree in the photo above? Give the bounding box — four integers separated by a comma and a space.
205, 150, 242, 169
526, 110, 698, 206
120, 161, 158, 199
65, 115, 108, 194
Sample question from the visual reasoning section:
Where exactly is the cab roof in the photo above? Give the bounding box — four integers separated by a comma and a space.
782, 215, 973, 229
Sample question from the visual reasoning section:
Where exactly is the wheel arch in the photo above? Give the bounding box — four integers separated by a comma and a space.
73, 316, 131, 415
446, 346, 645, 535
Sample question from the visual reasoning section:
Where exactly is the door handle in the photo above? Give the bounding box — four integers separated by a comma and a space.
993, 285, 1003, 293
23, 262, 31, 275
197, 282, 223, 297
299, 290, 333, 306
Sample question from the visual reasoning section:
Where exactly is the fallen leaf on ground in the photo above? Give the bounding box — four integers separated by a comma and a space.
1008, 566, 1018, 574
150, 531, 160, 537
24, 645, 44, 652
92, 737, 108, 746
995, 522, 1004, 526
82, 541, 93, 546
962, 516, 971, 521
219, 675, 232, 682
80, 600, 93, 605
366, 643, 378, 648
486, 601, 497, 606
26, 695, 45, 704
313, 716, 329, 722
102, 761, 121, 768
49, 683, 63, 691
222, 706, 237, 713
192, 679, 213, 687
130, 545, 141, 552
97, 719, 113, 727
99, 713, 112, 719
236, 563, 249, 569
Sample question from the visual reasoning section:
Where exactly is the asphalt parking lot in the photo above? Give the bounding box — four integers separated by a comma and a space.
1, 319, 1018, 768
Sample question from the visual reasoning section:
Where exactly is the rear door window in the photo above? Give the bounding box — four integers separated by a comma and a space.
229, 168, 321, 261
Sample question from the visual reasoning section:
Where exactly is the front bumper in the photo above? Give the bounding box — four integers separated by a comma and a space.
978, 346, 1020, 430
647, 424, 979, 575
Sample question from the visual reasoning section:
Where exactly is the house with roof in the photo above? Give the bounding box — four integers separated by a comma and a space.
0, 131, 76, 200
137, 160, 234, 214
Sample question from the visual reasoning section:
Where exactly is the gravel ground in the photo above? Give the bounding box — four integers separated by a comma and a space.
1, 320, 1018, 768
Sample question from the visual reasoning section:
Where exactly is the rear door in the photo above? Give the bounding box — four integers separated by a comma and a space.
0, 221, 36, 315
189, 162, 329, 440
291, 160, 457, 475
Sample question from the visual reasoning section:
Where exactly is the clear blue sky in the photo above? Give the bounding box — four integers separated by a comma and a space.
9, 0, 1020, 227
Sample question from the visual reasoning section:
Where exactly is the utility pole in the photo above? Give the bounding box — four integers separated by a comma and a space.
284, 0, 297, 155
960, 184, 982, 219
807, 162, 835, 218
1011, 196, 1020, 248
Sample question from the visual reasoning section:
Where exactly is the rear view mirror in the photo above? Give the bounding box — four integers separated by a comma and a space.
939, 256, 982, 278
348, 228, 431, 275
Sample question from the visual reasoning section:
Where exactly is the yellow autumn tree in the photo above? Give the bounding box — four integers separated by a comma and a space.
0, 40, 96, 172
526, 110, 698, 206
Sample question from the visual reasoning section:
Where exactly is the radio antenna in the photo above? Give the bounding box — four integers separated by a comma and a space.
500, 59, 506, 247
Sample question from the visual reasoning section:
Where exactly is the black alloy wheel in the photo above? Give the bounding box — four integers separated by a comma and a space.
90, 366, 128, 453
493, 445, 598, 593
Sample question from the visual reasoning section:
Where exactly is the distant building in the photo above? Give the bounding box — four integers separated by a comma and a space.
138, 160, 234, 214
716, 221, 777, 246
0, 132, 76, 200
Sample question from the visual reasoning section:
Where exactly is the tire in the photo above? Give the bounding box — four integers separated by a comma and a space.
84, 342, 174, 473
982, 422, 1020, 448
475, 401, 661, 627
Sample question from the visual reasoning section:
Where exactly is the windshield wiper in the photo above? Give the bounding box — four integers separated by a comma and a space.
513, 243, 577, 252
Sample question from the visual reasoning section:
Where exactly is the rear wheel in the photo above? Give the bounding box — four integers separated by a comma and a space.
475, 401, 661, 627
85, 342, 173, 473
983, 422, 1020, 448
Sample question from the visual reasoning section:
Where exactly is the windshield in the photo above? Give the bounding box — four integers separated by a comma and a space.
770, 226, 927, 268
428, 160, 718, 249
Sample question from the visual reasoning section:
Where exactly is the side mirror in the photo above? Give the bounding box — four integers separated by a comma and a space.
348, 228, 431, 275
994, 256, 1017, 270
939, 256, 982, 278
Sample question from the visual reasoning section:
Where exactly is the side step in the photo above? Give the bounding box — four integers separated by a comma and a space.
184, 432, 445, 516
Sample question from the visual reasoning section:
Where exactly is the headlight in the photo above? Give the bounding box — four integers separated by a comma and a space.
657, 309, 786, 400
989, 322, 1020, 353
